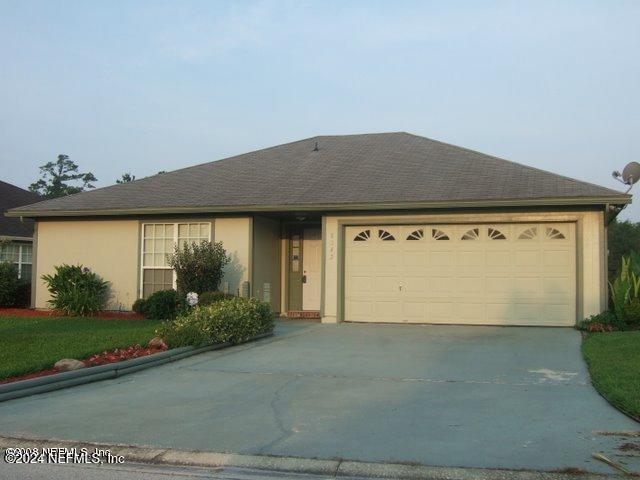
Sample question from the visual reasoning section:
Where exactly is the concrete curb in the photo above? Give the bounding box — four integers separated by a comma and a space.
0, 435, 622, 480
0, 332, 273, 403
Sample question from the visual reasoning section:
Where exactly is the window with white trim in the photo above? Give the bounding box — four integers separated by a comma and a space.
141, 223, 211, 298
0, 242, 32, 281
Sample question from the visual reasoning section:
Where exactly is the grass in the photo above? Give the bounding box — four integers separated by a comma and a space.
0, 316, 162, 380
582, 331, 640, 420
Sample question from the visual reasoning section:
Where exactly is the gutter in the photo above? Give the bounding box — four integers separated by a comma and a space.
5, 195, 632, 219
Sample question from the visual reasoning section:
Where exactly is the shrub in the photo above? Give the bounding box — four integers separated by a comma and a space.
41, 264, 109, 316
167, 241, 229, 296
198, 290, 235, 306
576, 311, 624, 332
0, 262, 20, 307
14, 281, 31, 307
144, 289, 181, 320
622, 303, 640, 328
132, 298, 148, 315
159, 297, 275, 348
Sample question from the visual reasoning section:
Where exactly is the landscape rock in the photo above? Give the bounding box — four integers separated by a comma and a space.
54, 358, 86, 371
148, 337, 167, 349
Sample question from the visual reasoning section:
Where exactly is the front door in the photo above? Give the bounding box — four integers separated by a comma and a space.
302, 228, 321, 310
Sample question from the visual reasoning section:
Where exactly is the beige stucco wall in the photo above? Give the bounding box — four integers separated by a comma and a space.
35, 219, 140, 310
321, 210, 606, 325
252, 216, 281, 311
214, 217, 251, 297
34, 216, 254, 311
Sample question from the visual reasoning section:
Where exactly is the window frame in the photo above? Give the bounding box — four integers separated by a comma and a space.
139, 222, 212, 299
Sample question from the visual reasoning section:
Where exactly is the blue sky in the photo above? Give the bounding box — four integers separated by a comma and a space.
1, 1, 639, 218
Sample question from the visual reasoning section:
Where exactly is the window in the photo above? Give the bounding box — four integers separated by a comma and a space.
378, 229, 395, 241
0, 242, 32, 281
406, 229, 424, 240
546, 227, 565, 240
141, 222, 211, 298
432, 229, 449, 240
353, 230, 371, 241
461, 228, 479, 240
488, 228, 506, 240
518, 227, 537, 240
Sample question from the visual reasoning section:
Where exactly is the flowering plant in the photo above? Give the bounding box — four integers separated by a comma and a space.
186, 291, 199, 307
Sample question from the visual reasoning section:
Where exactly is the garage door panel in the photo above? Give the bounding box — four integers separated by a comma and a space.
514, 277, 542, 295
430, 302, 454, 322
486, 303, 515, 324
430, 250, 455, 266
403, 276, 428, 294
375, 301, 402, 319
429, 277, 456, 294
457, 276, 483, 294
403, 302, 427, 321
402, 251, 428, 267
455, 303, 485, 322
458, 250, 485, 266
486, 250, 513, 266
486, 276, 513, 294
374, 275, 400, 294
515, 250, 541, 266
344, 223, 576, 326
543, 277, 572, 295
543, 250, 571, 266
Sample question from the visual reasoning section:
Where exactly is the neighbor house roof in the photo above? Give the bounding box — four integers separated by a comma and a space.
0, 181, 41, 237
7, 133, 630, 217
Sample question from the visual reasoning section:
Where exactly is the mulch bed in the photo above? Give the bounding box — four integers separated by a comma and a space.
0, 308, 144, 319
0, 343, 167, 385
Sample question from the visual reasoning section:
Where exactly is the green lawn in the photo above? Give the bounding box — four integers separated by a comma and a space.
0, 316, 162, 380
582, 331, 640, 420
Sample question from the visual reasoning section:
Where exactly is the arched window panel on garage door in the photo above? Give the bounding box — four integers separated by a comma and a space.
353, 229, 371, 242
378, 229, 396, 241
518, 227, 538, 240
432, 228, 450, 240
488, 227, 507, 240
546, 226, 566, 240
405, 228, 424, 241
461, 228, 480, 240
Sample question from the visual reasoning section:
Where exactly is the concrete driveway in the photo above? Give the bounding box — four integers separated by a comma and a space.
0, 321, 638, 474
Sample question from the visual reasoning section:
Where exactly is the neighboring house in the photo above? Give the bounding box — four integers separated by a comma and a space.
0, 181, 40, 282
7, 133, 631, 325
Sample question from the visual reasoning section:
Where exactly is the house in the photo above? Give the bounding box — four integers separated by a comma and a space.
7, 133, 631, 325
0, 181, 40, 283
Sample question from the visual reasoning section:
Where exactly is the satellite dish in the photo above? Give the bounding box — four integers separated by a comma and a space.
622, 162, 640, 185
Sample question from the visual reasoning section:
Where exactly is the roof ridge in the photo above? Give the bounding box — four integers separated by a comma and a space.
402, 132, 627, 197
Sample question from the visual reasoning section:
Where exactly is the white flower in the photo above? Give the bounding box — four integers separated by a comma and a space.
186, 292, 199, 306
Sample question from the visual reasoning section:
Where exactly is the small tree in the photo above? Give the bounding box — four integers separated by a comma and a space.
29, 154, 97, 198
116, 173, 136, 183
167, 241, 229, 296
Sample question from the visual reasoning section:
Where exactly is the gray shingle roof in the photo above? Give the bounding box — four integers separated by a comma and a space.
8, 133, 629, 217
0, 181, 40, 236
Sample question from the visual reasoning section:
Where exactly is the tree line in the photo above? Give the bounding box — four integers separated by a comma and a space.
28, 154, 135, 199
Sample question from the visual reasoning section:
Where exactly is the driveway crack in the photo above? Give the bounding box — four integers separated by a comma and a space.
258, 376, 300, 454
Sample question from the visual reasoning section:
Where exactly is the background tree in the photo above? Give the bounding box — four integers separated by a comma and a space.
608, 219, 640, 279
29, 155, 97, 198
116, 173, 135, 183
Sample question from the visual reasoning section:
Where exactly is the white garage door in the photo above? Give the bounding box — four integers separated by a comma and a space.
344, 223, 576, 326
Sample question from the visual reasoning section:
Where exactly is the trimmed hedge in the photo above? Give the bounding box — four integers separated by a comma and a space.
144, 290, 181, 320
198, 290, 235, 306
158, 297, 275, 348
